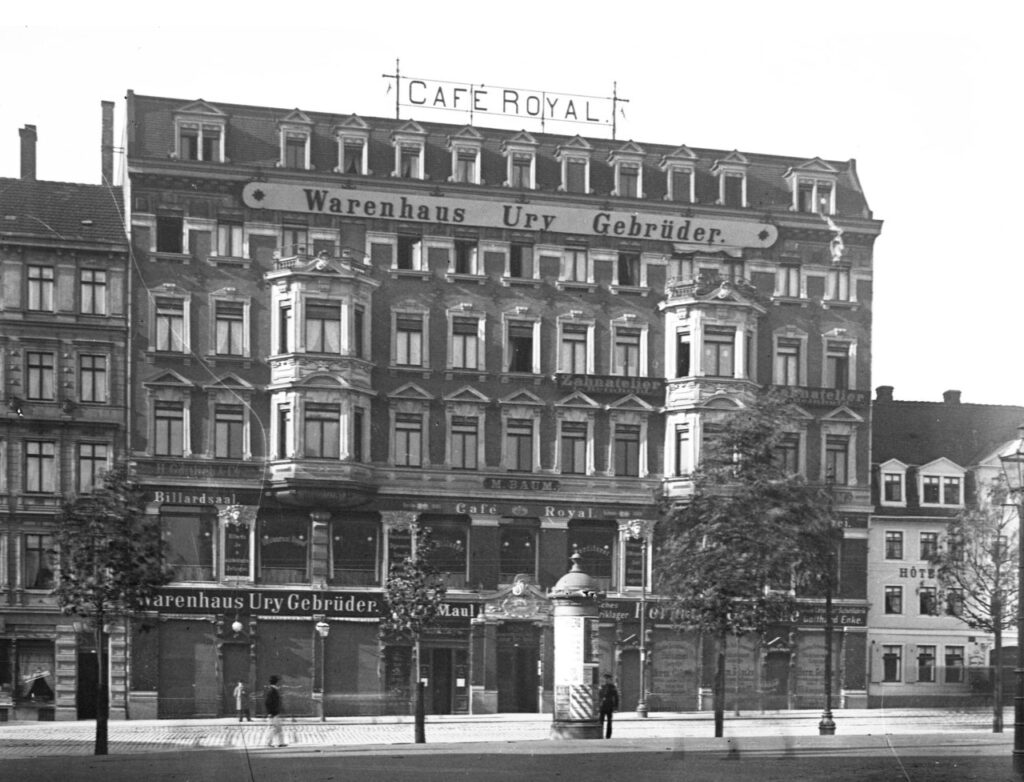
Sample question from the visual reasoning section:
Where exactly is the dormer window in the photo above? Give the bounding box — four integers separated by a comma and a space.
278, 110, 313, 170
448, 127, 483, 185
502, 131, 538, 190
710, 151, 749, 208
659, 145, 698, 203
879, 459, 908, 507
173, 101, 227, 163
608, 141, 646, 198
333, 115, 370, 176
556, 137, 593, 194
784, 158, 840, 214
392, 121, 427, 180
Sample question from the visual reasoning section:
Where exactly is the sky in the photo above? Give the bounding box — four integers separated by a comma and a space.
2, 1, 1021, 408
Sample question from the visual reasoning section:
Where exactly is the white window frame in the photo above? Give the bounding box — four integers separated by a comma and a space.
279, 127, 311, 170
821, 419, 860, 486
449, 144, 481, 185
335, 129, 369, 176
557, 316, 595, 375
445, 406, 486, 471
173, 118, 226, 163
390, 404, 428, 468
447, 238, 480, 277
210, 293, 251, 358
501, 410, 541, 473
772, 329, 808, 387
711, 154, 749, 208
608, 145, 645, 199
793, 177, 836, 214
503, 241, 540, 284
392, 124, 427, 180
609, 411, 649, 478
556, 138, 593, 194
918, 458, 966, 508
879, 459, 908, 508
393, 309, 429, 369
556, 413, 594, 476
664, 163, 696, 203
504, 146, 536, 189
151, 288, 191, 354
448, 309, 485, 371
504, 314, 541, 375
774, 265, 803, 298
610, 317, 649, 377
823, 337, 856, 390
559, 247, 593, 288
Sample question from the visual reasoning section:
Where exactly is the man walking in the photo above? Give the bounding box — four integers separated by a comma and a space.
598, 673, 619, 739
264, 675, 286, 747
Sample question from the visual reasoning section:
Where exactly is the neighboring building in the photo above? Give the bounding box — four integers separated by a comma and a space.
0, 109, 129, 720
123, 91, 881, 718
868, 387, 1024, 707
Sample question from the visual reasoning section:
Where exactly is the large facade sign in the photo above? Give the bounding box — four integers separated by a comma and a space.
242, 182, 778, 251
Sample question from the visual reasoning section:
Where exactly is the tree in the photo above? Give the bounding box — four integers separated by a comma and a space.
656, 391, 836, 737
53, 462, 171, 755
379, 524, 447, 743
930, 475, 1019, 733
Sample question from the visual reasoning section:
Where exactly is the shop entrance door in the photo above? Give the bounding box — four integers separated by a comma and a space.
619, 648, 640, 712
497, 624, 539, 713
427, 648, 452, 714
221, 643, 251, 717
762, 651, 791, 710
76, 650, 98, 720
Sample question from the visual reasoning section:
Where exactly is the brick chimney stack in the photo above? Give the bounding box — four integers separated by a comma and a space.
101, 101, 114, 185
19, 124, 37, 180
943, 389, 962, 404
875, 386, 894, 403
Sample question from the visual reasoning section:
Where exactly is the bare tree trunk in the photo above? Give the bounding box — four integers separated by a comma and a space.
714, 631, 726, 738
95, 617, 108, 755
414, 638, 425, 743
994, 596, 1004, 733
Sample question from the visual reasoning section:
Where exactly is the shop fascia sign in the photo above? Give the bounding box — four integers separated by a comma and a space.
148, 587, 478, 621
242, 182, 778, 251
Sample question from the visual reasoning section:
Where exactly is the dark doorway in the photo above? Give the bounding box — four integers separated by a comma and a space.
427, 648, 452, 714
497, 624, 539, 713
76, 650, 98, 720
619, 648, 640, 712
221, 643, 250, 717
763, 650, 791, 710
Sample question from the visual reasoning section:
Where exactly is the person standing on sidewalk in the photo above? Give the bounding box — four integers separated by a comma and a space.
598, 674, 619, 739
263, 675, 286, 747
234, 681, 252, 722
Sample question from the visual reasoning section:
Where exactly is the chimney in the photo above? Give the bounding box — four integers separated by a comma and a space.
19, 124, 37, 180
943, 389, 962, 405
101, 101, 114, 185
875, 385, 894, 403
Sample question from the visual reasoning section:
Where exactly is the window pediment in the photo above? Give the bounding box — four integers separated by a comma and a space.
499, 389, 544, 407
388, 382, 434, 402
142, 369, 195, 389
555, 391, 601, 409
443, 386, 491, 405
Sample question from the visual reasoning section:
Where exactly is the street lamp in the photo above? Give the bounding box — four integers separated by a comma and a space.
315, 619, 330, 722
628, 519, 654, 718
819, 471, 837, 736
998, 424, 1024, 774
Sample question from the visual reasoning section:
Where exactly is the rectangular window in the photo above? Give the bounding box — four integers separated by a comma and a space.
162, 511, 216, 581
342, 141, 363, 175
946, 588, 964, 616
282, 227, 308, 257
396, 236, 422, 270
284, 134, 306, 168
453, 240, 478, 275
304, 404, 340, 459
400, 146, 421, 179
778, 266, 800, 297
26, 351, 55, 400
79, 352, 110, 403
944, 646, 964, 683
395, 314, 424, 367
883, 473, 903, 503
923, 476, 940, 504
798, 182, 816, 212
154, 402, 184, 456
919, 586, 938, 615
667, 168, 691, 202
394, 413, 423, 467
774, 338, 800, 387
723, 173, 743, 207
829, 267, 851, 301
676, 331, 691, 377
500, 526, 536, 581
884, 585, 903, 614
426, 525, 468, 588
614, 329, 642, 377
156, 216, 183, 253
509, 244, 533, 278
77, 442, 108, 493
560, 421, 587, 475
352, 407, 365, 462
278, 304, 293, 354
614, 424, 641, 477
825, 436, 849, 485
305, 300, 341, 353
826, 342, 850, 390
80, 269, 107, 314
773, 433, 800, 475
452, 317, 479, 370
455, 149, 476, 183
353, 305, 365, 359
703, 326, 735, 377
882, 645, 902, 682
450, 416, 478, 471
618, 164, 639, 198
277, 405, 291, 458
214, 405, 245, 459
215, 300, 245, 356
259, 516, 309, 584
569, 526, 615, 590
675, 424, 691, 476
560, 324, 589, 374
217, 223, 244, 257
917, 646, 936, 683
623, 536, 648, 588
507, 321, 535, 373
564, 248, 588, 282
25, 533, 55, 590
566, 159, 586, 193
180, 127, 199, 160
885, 531, 904, 560
920, 532, 939, 560
506, 418, 533, 472
511, 152, 532, 188
617, 252, 640, 287
331, 518, 379, 586
154, 297, 185, 352
201, 127, 221, 162
943, 477, 961, 505
25, 441, 56, 492
27, 265, 55, 311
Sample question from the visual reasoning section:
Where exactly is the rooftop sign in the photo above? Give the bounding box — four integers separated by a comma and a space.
243, 182, 778, 251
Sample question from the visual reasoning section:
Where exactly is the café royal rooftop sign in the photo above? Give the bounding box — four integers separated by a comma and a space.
242, 182, 779, 252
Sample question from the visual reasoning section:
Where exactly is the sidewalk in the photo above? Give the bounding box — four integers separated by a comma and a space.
0, 707, 1008, 758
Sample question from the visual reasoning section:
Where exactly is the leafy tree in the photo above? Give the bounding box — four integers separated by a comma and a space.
379, 524, 447, 743
53, 462, 171, 755
656, 391, 836, 737
930, 475, 1018, 733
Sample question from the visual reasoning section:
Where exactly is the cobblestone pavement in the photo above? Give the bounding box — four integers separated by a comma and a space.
0, 708, 1005, 758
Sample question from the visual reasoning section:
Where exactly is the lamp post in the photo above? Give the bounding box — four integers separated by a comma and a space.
628, 519, 654, 718
315, 619, 330, 722
998, 424, 1024, 774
